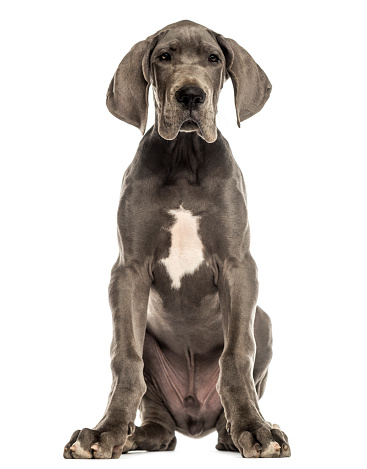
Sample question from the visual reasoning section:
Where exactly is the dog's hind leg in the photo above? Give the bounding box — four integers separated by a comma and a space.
253, 306, 273, 399
215, 411, 238, 452
120, 329, 177, 453
122, 391, 177, 453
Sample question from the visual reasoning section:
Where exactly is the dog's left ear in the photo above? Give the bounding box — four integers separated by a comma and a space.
106, 34, 160, 134
215, 34, 272, 127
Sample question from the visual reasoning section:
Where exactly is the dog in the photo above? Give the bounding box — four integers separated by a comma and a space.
63, 19, 290, 459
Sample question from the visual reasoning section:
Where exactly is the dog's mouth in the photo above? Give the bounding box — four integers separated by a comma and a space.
158, 109, 217, 143
179, 119, 200, 132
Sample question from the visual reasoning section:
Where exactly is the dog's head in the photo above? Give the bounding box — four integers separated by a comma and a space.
107, 20, 271, 143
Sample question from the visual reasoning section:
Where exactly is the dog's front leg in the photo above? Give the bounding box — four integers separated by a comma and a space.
64, 261, 151, 459
217, 254, 287, 458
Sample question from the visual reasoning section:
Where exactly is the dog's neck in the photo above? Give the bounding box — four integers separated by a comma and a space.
138, 123, 228, 184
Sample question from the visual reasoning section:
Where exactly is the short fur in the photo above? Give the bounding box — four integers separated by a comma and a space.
63, 20, 290, 459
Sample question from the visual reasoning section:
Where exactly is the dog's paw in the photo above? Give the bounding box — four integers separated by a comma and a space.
233, 423, 290, 458
63, 423, 135, 459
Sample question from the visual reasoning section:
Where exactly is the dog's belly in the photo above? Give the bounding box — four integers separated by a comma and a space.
143, 329, 223, 437
146, 257, 224, 436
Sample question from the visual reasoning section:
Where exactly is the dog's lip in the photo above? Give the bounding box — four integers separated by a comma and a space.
180, 119, 200, 131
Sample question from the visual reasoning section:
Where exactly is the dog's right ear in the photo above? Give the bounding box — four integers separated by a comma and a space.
106, 35, 160, 134
214, 34, 272, 127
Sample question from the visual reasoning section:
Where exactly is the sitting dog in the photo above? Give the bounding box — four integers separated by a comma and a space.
63, 19, 290, 459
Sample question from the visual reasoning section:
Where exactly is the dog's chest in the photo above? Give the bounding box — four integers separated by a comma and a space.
160, 206, 205, 289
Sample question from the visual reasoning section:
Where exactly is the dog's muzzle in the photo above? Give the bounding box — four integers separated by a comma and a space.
157, 84, 217, 143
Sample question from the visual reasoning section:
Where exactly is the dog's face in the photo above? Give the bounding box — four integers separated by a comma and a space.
150, 27, 226, 143
106, 20, 272, 143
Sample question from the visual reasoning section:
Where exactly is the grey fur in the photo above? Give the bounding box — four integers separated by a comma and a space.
63, 20, 290, 459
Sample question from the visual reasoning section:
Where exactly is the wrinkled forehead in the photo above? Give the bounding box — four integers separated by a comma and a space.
155, 26, 220, 55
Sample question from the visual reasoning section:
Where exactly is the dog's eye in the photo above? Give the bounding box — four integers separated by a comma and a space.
209, 54, 219, 63
159, 53, 171, 61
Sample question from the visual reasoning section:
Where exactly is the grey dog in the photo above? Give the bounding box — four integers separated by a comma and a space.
63, 19, 290, 459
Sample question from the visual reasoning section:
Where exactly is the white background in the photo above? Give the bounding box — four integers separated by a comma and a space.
1, 1, 366, 467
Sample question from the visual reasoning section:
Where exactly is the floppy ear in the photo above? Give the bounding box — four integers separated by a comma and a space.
106, 35, 159, 134
215, 34, 272, 127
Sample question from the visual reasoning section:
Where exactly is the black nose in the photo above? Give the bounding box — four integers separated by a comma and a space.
175, 86, 206, 108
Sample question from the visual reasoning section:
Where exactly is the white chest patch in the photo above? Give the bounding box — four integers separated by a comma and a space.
160, 206, 204, 289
